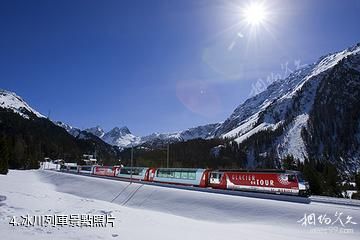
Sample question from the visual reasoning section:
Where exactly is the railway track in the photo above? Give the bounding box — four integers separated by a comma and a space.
310, 195, 360, 207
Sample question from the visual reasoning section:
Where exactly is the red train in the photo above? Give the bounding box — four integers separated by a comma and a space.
60, 166, 310, 196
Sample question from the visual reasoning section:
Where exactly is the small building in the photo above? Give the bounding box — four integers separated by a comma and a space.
82, 154, 97, 165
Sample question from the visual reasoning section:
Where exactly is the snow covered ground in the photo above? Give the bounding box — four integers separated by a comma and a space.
1, 170, 359, 240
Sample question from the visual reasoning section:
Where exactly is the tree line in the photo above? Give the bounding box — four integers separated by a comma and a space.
0, 108, 120, 174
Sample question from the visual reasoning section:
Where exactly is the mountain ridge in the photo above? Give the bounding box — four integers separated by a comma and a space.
1, 42, 360, 171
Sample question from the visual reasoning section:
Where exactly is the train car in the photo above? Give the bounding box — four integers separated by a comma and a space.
152, 168, 210, 187
78, 165, 96, 174
59, 164, 68, 172
116, 167, 156, 181
59, 163, 79, 173
208, 169, 310, 196
93, 166, 120, 177
67, 165, 79, 173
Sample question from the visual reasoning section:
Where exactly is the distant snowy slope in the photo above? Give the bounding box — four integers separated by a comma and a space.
0, 89, 45, 119
211, 43, 360, 169
84, 125, 105, 138
141, 131, 182, 143
180, 123, 222, 141
101, 126, 141, 148
139, 123, 222, 147
55, 121, 81, 137
79, 123, 222, 148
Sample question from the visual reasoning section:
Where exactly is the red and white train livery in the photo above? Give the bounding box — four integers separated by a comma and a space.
208, 170, 309, 196
60, 166, 310, 196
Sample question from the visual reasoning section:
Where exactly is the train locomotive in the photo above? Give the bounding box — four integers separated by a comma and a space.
208, 169, 309, 196
60, 165, 310, 196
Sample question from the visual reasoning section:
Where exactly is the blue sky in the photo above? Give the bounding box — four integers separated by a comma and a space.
1, 0, 360, 135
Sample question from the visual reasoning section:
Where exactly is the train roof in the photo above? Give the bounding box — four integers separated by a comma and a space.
156, 168, 205, 171
215, 169, 301, 174
121, 166, 148, 169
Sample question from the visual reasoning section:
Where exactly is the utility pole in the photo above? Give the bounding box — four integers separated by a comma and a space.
166, 142, 169, 168
130, 145, 133, 184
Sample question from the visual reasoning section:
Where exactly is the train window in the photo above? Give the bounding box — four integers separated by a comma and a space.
81, 166, 92, 171
136, 168, 143, 175
120, 168, 130, 175
188, 172, 196, 180
158, 170, 166, 178
138, 169, 145, 176
297, 173, 304, 182
158, 170, 173, 178
157, 169, 196, 179
210, 173, 218, 179
181, 172, 189, 179
120, 168, 144, 175
288, 175, 296, 182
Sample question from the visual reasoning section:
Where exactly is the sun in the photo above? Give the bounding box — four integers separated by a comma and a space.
243, 2, 267, 26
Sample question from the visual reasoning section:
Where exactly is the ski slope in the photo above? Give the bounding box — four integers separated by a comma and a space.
0, 170, 359, 240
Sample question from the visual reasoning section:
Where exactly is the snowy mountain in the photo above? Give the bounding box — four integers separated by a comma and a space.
141, 132, 181, 144
180, 123, 222, 141
56, 123, 142, 148
101, 126, 141, 148
84, 126, 105, 138
0, 90, 141, 149
136, 42, 360, 171
216, 43, 359, 139
135, 123, 222, 148
212, 43, 360, 171
126, 41, 359, 163
0, 90, 121, 169
55, 121, 81, 138
67, 39, 360, 172
2, 42, 359, 171
77, 123, 222, 148
0, 89, 221, 149
0, 89, 45, 119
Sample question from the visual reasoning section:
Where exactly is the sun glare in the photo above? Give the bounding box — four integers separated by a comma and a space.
243, 2, 267, 26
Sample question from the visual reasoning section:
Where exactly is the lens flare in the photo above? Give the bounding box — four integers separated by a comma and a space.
243, 2, 267, 26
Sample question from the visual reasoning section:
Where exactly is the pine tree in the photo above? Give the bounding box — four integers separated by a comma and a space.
322, 163, 341, 197
303, 159, 323, 195
282, 154, 297, 170
0, 137, 9, 174
355, 172, 360, 191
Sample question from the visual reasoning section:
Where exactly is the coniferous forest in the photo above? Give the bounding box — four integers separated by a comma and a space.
118, 140, 360, 198
0, 108, 120, 174
1, 107, 359, 198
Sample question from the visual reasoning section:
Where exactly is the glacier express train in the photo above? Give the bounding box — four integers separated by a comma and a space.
59, 165, 310, 196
